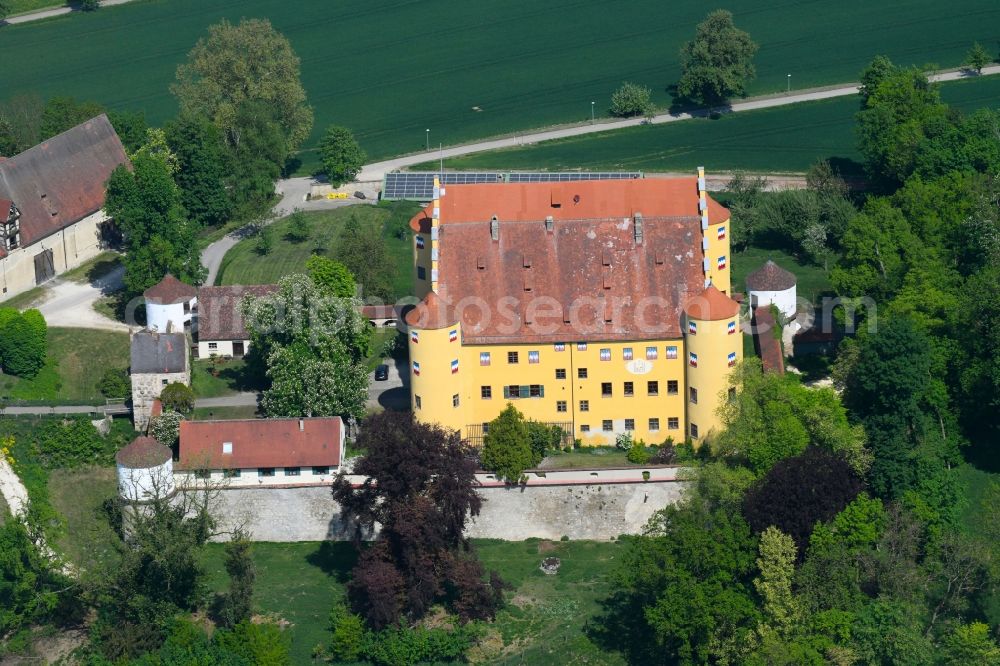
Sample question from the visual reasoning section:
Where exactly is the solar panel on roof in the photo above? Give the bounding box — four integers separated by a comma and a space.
381, 171, 642, 200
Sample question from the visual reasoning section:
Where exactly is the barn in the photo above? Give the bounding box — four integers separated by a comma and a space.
0, 114, 128, 299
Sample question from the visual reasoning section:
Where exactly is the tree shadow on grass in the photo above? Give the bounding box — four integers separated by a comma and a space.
215, 362, 267, 394
305, 541, 357, 584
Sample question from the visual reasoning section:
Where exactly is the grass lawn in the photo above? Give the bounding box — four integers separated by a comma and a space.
0, 284, 49, 310
732, 245, 832, 305
428, 75, 1000, 175
47, 466, 120, 570
2, 1, 998, 166
190, 358, 263, 399
6, 0, 65, 15
191, 405, 260, 421
202, 539, 623, 664
60, 251, 120, 284
216, 201, 421, 300
0, 328, 129, 404
540, 447, 659, 469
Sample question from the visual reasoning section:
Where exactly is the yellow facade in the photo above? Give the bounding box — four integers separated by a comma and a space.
408, 171, 740, 447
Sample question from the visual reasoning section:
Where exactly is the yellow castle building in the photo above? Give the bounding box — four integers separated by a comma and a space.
404, 169, 741, 447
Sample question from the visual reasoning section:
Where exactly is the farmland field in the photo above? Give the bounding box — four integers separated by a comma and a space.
426, 74, 1000, 174
1, 0, 998, 164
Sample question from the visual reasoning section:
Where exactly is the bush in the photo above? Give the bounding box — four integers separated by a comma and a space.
255, 226, 273, 255
610, 81, 653, 117
361, 624, 479, 666
150, 411, 183, 446
329, 601, 365, 662
160, 382, 195, 413
99, 367, 131, 399
615, 432, 633, 451
285, 209, 310, 242
626, 440, 650, 464
79, 0, 100, 10
650, 443, 677, 465
481, 404, 537, 483
0, 309, 47, 378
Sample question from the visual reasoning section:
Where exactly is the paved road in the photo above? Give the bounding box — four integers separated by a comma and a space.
2, 0, 135, 25
366, 355, 409, 411
354, 65, 1000, 182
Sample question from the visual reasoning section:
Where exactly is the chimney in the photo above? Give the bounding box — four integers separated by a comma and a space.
633, 212, 643, 245
544, 215, 554, 232
490, 215, 499, 241
299, 419, 305, 431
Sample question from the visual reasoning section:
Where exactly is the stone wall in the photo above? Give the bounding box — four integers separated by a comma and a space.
200, 480, 686, 542
132, 369, 189, 431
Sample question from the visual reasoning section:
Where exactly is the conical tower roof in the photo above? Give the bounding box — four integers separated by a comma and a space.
746, 260, 796, 291
683, 284, 740, 321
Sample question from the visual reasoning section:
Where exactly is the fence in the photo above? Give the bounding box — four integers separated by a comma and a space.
464, 421, 574, 449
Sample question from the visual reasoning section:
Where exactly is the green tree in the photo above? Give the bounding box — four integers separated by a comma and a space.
79, 0, 99, 10
0, 1, 9, 19
172, 18, 313, 157
165, 113, 233, 228
329, 601, 365, 662
255, 225, 274, 255
753, 527, 801, 641
318, 125, 366, 187
160, 382, 195, 413
104, 154, 205, 297
306, 255, 356, 297
856, 64, 949, 187
609, 81, 653, 117
0, 93, 44, 157
39, 96, 105, 140
481, 404, 537, 483
0, 310, 47, 378
285, 209, 310, 242
941, 622, 1000, 664
963, 41, 992, 74
677, 9, 758, 106
149, 411, 183, 447
332, 213, 396, 301
107, 109, 148, 154
218, 529, 255, 628
242, 274, 371, 419
99, 367, 131, 399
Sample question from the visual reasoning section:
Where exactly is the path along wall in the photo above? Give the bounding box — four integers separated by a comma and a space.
189, 468, 687, 542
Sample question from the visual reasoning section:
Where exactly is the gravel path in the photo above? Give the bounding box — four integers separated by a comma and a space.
0, 456, 30, 519
2, 0, 136, 25
35, 264, 129, 331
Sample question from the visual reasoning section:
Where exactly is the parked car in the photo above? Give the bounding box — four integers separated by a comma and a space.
374, 364, 389, 381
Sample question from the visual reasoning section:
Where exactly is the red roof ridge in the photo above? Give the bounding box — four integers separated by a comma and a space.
145, 273, 197, 304
684, 284, 740, 321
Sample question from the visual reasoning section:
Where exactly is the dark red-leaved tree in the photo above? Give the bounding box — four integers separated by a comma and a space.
333, 411, 506, 628
743, 446, 863, 554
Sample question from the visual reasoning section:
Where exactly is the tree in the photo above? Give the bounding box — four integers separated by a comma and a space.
332, 411, 505, 629
284, 209, 310, 243
319, 126, 366, 187
941, 622, 1000, 664
609, 81, 653, 117
0, 93, 44, 157
160, 382, 195, 413
753, 527, 801, 641
677, 9, 758, 106
39, 96, 105, 141
333, 213, 396, 301
107, 109, 148, 154
0, 515, 76, 639
743, 447, 862, 552
172, 18, 313, 159
306, 255, 355, 298
99, 367, 131, 399
0, 309, 47, 378
242, 274, 371, 419
963, 42, 991, 74
103, 154, 205, 297
481, 404, 537, 483
165, 113, 233, 228
150, 411, 184, 447
218, 529, 255, 628
254, 225, 273, 255
0, 1, 9, 19
80, 0, 99, 10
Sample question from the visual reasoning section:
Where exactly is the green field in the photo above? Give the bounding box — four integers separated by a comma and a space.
216, 201, 420, 299
6, 0, 64, 15
190, 358, 261, 399
202, 539, 623, 664
2, 0, 998, 164
0, 327, 129, 404
428, 75, 1000, 174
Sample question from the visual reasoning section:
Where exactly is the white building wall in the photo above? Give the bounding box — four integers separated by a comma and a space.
196, 339, 252, 359
749, 286, 797, 319
118, 460, 175, 501
146, 300, 194, 334
0, 210, 106, 300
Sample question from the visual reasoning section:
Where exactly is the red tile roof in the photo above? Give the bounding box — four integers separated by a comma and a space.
197, 284, 278, 341
753, 306, 785, 375
144, 273, 198, 305
746, 260, 796, 291
405, 179, 729, 344
405, 290, 457, 329
359, 304, 403, 321
683, 284, 740, 321
178, 417, 343, 470
116, 435, 172, 469
0, 114, 129, 246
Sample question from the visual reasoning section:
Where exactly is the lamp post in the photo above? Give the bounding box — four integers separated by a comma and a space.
425, 129, 430, 151
591, 101, 595, 124
787, 74, 791, 93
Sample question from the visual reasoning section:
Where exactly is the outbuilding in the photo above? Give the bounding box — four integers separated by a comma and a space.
746, 260, 797, 320
144, 274, 197, 333
116, 435, 175, 502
